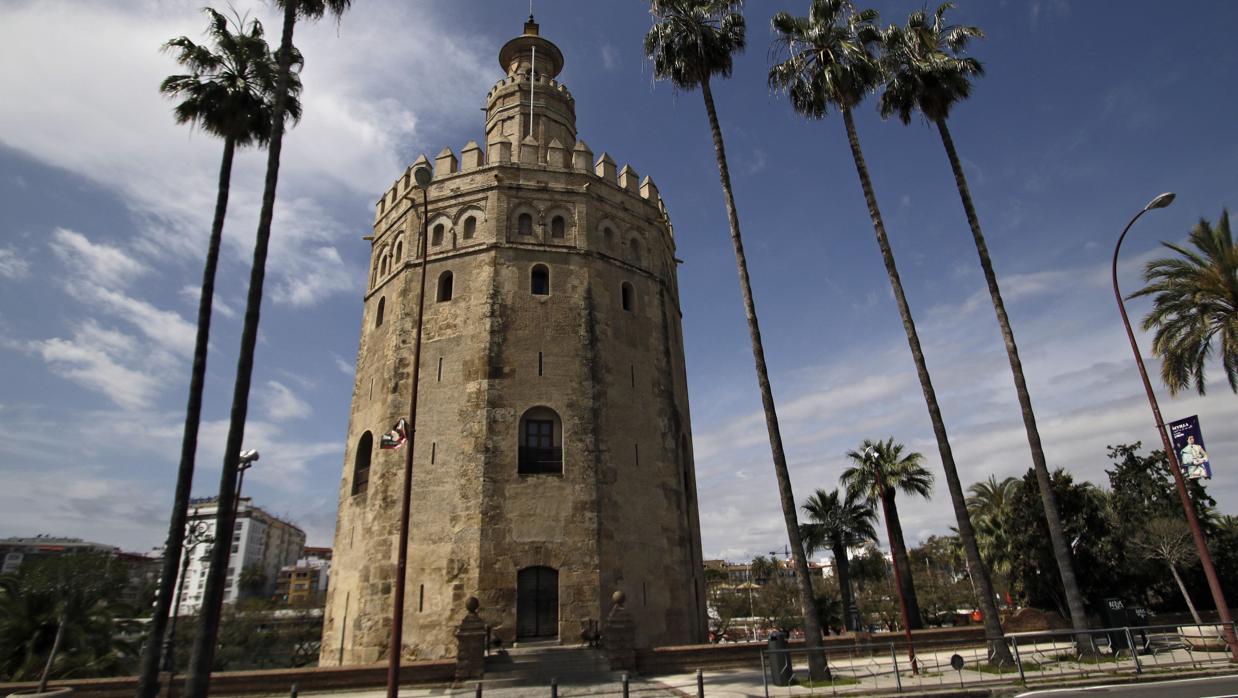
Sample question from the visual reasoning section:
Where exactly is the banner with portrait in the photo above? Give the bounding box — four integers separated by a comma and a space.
1169, 415, 1212, 480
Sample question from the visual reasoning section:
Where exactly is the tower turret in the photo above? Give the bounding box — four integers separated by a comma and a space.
486, 17, 576, 163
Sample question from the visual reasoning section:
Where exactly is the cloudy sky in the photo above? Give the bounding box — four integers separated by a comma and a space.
1, 0, 1236, 565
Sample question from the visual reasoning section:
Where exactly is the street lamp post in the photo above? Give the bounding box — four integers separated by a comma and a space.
866, 446, 918, 675
1112, 192, 1238, 661
388, 161, 433, 698
234, 450, 259, 514
162, 509, 213, 698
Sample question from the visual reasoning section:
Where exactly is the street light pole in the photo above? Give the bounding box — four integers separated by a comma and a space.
388, 161, 433, 698
1111, 192, 1237, 661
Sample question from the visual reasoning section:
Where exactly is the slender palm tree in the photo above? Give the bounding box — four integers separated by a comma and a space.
769, 0, 1009, 658
842, 438, 933, 629
965, 475, 1018, 578
137, 11, 300, 696
644, 0, 826, 670
1129, 210, 1237, 395
877, 3, 1090, 637
184, 2, 349, 697
800, 488, 877, 631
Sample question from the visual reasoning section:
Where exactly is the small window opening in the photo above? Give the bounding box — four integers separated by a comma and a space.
352, 432, 373, 495
518, 213, 534, 236
603, 226, 614, 249
394, 239, 403, 262
531, 264, 550, 296
643, 581, 647, 607
463, 216, 477, 240
380, 255, 389, 277
629, 238, 642, 264
432, 223, 445, 246
519, 407, 562, 475
431, 442, 436, 464
419, 584, 424, 612
375, 297, 385, 328
538, 351, 543, 376
437, 357, 443, 382
630, 365, 635, 388
634, 443, 639, 466
437, 271, 454, 302
551, 215, 566, 239
621, 282, 634, 312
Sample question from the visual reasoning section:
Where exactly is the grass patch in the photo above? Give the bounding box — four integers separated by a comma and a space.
793, 674, 861, 688
970, 660, 1042, 674
1054, 653, 1119, 664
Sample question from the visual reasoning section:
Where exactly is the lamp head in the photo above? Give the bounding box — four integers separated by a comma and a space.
412, 163, 433, 188
1145, 192, 1175, 211
239, 449, 260, 464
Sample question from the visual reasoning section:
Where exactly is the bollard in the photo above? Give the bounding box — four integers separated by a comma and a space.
551, 677, 558, 698
475, 682, 483, 697
289, 683, 298, 698
622, 672, 630, 698
696, 668, 704, 697
890, 644, 902, 693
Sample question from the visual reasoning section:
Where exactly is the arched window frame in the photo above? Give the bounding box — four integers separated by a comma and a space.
530, 264, 550, 296
621, 282, 634, 312
518, 406, 563, 475
628, 236, 642, 265
437, 270, 454, 302
352, 431, 373, 495
518, 212, 534, 236
394, 237, 404, 263
375, 297, 386, 327
432, 223, 446, 247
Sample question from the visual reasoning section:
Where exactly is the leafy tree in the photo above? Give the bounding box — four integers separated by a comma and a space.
0, 555, 136, 687
1132, 517, 1201, 624
878, 0, 1090, 640
184, 1, 351, 696
800, 487, 877, 630
910, 536, 977, 625
769, 0, 1008, 657
644, 0, 825, 668
966, 475, 1019, 582
140, 11, 300, 692
237, 567, 269, 599
841, 438, 933, 629
1129, 210, 1238, 395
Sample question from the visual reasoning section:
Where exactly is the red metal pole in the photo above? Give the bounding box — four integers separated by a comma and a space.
1111, 195, 1237, 662
388, 183, 432, 697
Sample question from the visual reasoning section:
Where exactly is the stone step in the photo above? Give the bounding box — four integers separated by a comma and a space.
484, 646, 614, 685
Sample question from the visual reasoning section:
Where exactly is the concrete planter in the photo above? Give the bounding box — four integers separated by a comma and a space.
1178, 625, 1228, 651
7, 688, 73, 698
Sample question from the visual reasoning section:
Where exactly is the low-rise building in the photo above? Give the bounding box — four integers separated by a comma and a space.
276, 547, 331, 606
0, 535, 117, 574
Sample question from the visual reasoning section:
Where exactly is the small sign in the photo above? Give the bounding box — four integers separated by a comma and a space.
1169, 415, 1212, 480
950, 654, 965, 671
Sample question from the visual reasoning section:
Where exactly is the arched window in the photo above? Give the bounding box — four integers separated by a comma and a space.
463, 216, 477, 240
380, 254, 389, 277
530, 264, 550, 296
375, 297, 385, 327
437, 271, 454, 302
551, 215, 566, 239
352, 431, 373, 495
629, 238, 642, 265
621, 282, 634, 312
518, 407, 562, 474
432, 223, 445, 246
603, 226, 614, 250
518, 213, 534, 236
394, 239, 403, 262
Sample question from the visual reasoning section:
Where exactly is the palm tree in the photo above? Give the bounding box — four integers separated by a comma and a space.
184, 2, 349, 697
768, 0, 1010, 659
877, 3, 1091, 639
842, 438, 933, 629
137, 11, 300, 696
800, 488, 877, 631
1132, 517, 1202, 624
965, 475, 1018, 578
644, 0, 826, 671
1129, 211, 1238, 395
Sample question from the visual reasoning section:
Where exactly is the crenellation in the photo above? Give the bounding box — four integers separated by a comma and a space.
460, 141, 484, 170
572, 140, 593, 172
594, 152, 616, 182
545, 138, 567, 168
518, 134, 539, 165
436, 147, 458, 175
617, 164, 639, 193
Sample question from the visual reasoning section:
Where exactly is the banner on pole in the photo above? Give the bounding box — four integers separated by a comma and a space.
1169, 415, 1212, 480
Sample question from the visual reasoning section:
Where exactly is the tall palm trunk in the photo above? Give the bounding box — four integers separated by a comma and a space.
37, 612, 66, 693
1168, 563, 1202, 625
831, 539, 856, 631
880, 491, 922, 628
699, 76, 825, 675
935, 118, 1090, 637
185, 5, 298, 698
136, 136, 235, 698
841, 107, 1010, 659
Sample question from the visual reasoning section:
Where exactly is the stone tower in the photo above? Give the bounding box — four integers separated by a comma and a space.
320, 17, 706, 663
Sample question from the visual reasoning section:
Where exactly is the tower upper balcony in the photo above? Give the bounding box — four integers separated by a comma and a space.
485, 17, 576, 155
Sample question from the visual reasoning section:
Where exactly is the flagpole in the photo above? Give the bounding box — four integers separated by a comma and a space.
388, 163, 433, 698
529, 43, 536, 139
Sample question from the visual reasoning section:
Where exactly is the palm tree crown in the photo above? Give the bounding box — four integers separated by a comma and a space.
1130, 210, 1238, 395
768, 0, 881, 117
801, 488, 877, 556
877, 2, 983, 124
645, 0, 745, 90
966, 475, 1018, 573
160, 8, 303, 146
842, 438, 935, 503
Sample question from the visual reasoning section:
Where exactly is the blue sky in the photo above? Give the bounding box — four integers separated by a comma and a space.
1, 0, 1236, 563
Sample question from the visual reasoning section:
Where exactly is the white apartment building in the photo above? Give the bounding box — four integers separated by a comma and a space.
174, 497, 305, 616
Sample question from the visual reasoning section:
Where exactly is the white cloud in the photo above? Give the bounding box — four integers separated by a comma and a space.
28, 322, 166, 410
261, 380, 312, 421
0, 248, 30, 280
179, 284, 237, 319
49, 228, 146, 288
332, 354, 354, 376
600, 43, 619, 71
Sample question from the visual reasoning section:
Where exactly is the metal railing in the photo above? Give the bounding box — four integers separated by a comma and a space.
756, 622, 1237, 695
518, 447, 563, 474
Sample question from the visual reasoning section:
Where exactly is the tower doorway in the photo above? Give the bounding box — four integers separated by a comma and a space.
516, 566, 559, 639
